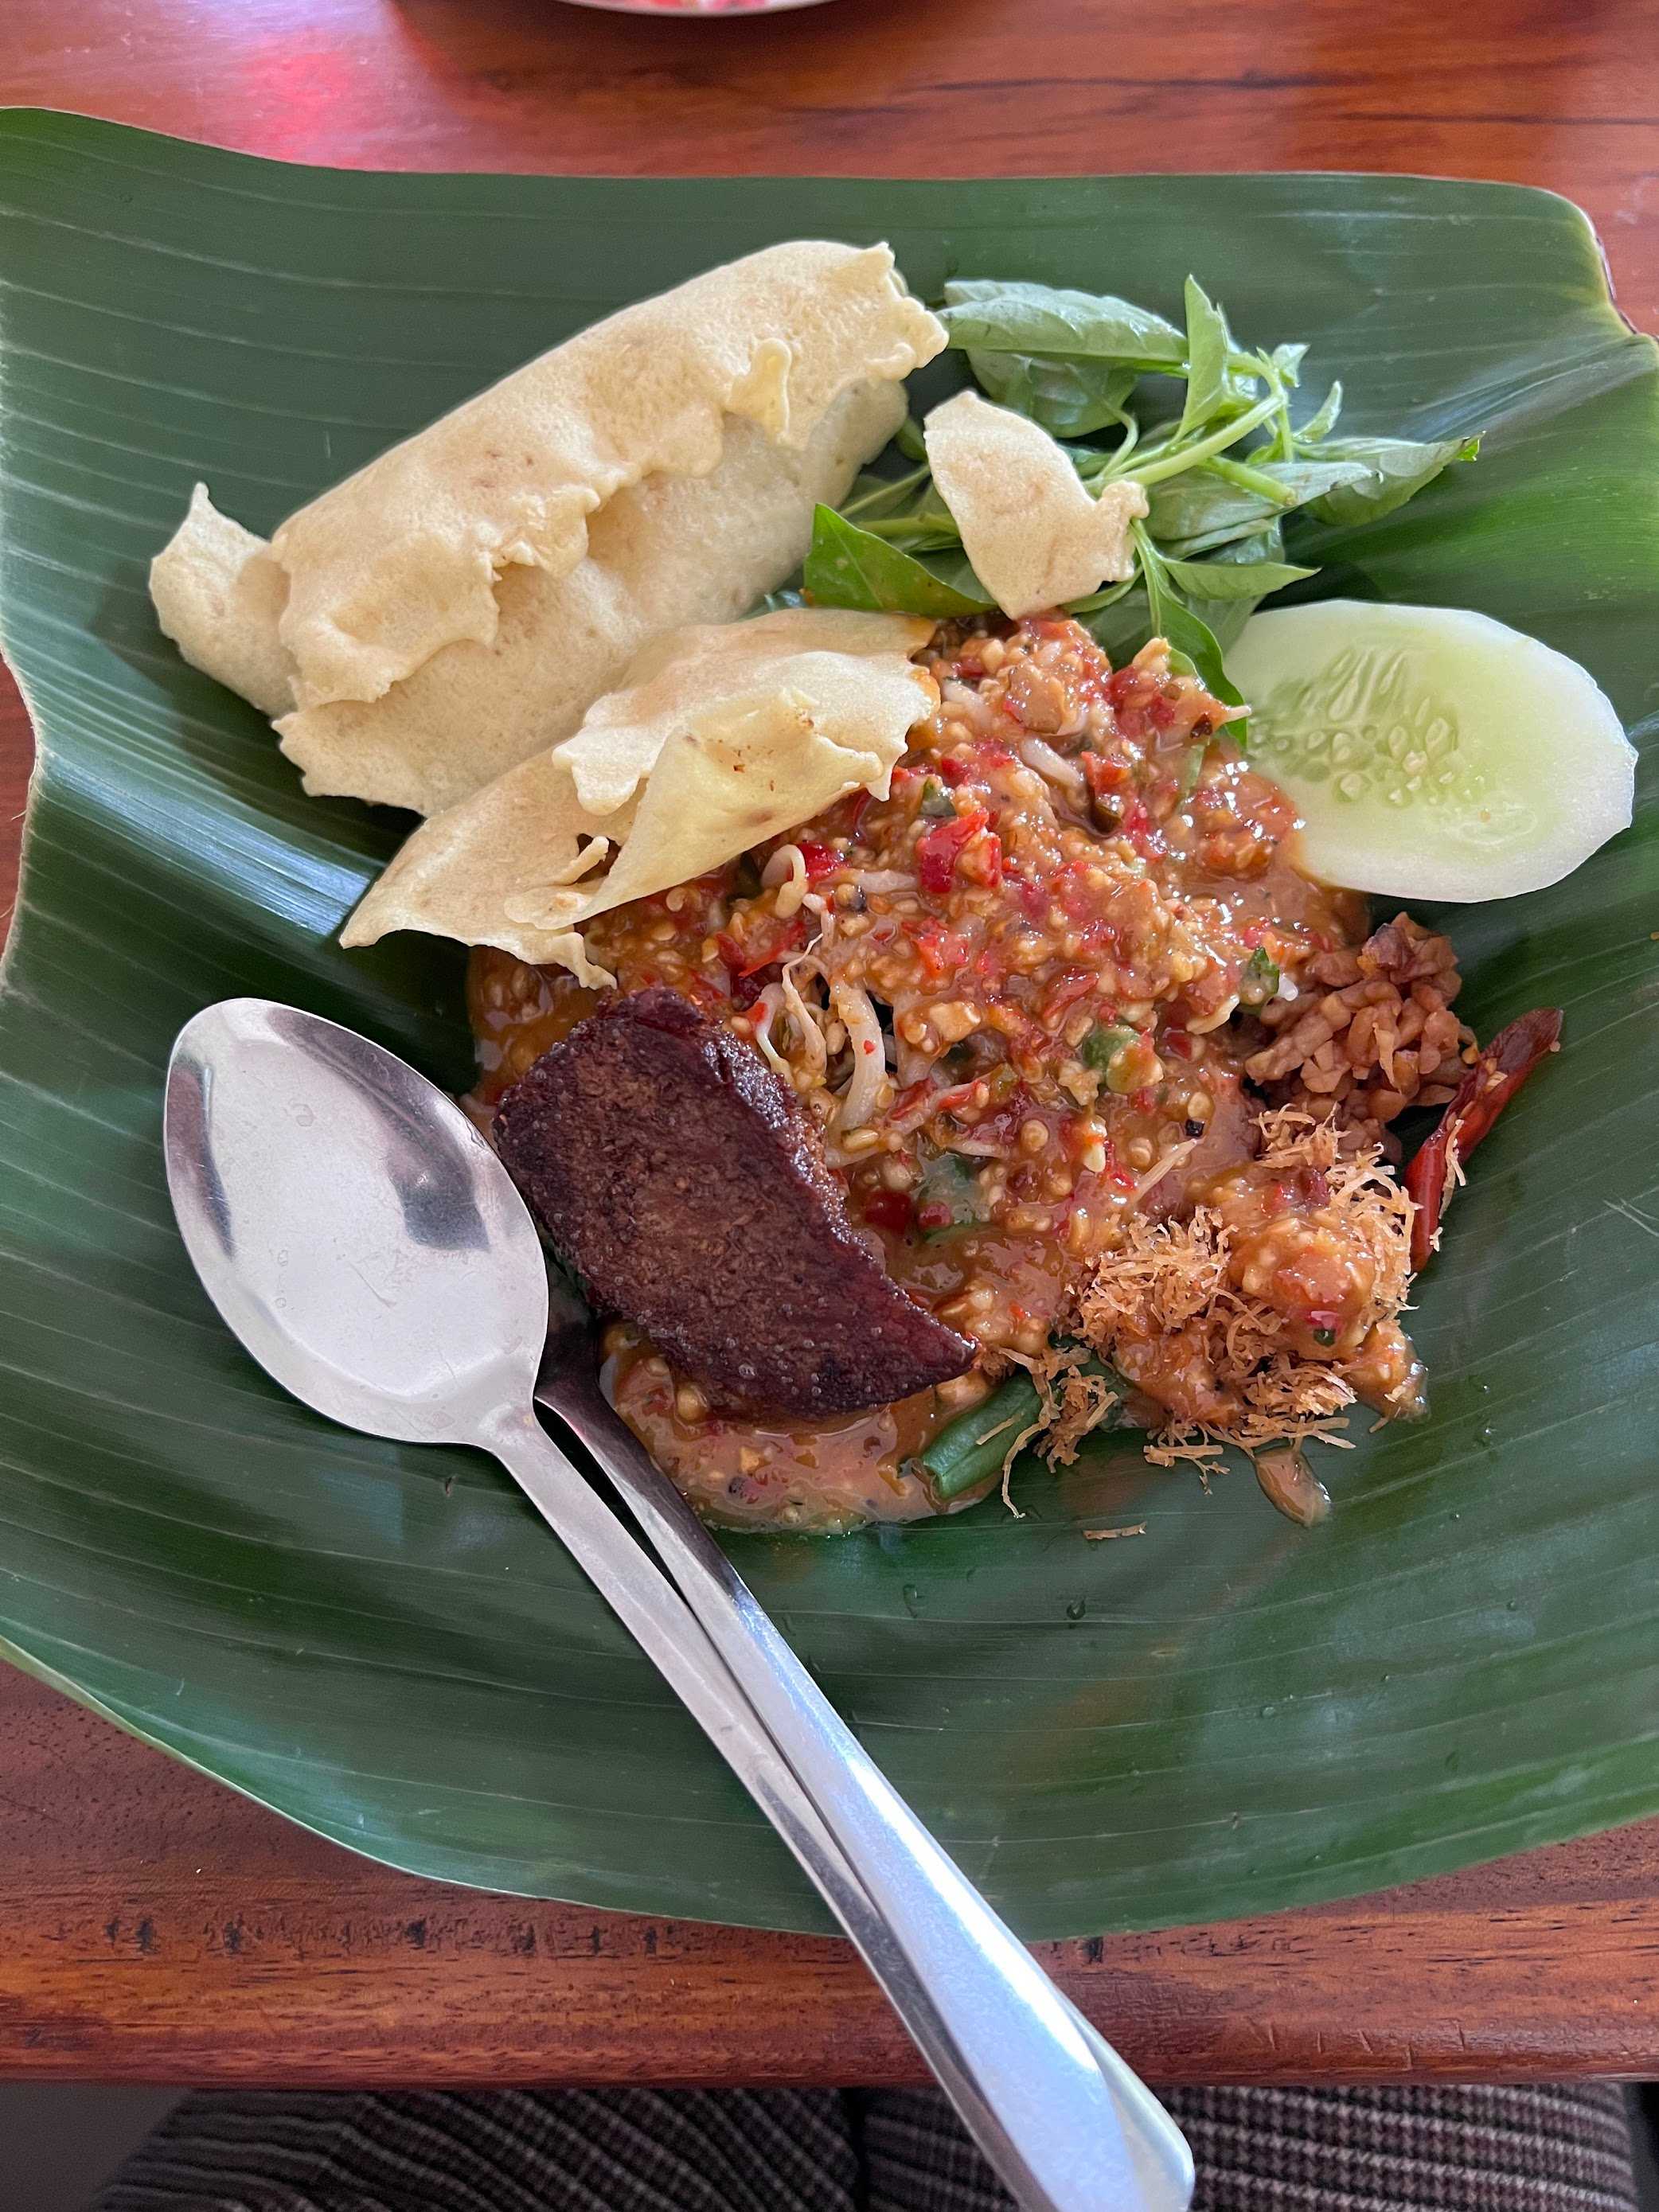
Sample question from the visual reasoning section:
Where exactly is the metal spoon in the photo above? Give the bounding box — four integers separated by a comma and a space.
164, 997, 1193, 2212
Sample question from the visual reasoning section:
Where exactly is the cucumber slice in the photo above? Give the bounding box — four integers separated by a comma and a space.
1229, 601, 1636, 900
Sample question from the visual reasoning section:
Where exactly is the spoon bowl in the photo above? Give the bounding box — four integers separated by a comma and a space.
166, 998, 548, 1446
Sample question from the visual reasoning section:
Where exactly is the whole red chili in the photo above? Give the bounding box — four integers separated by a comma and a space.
1403, 1008, 1562, 1271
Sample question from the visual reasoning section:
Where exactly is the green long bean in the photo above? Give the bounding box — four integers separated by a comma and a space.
919, 1375, 1043, 1500
919, 1360, 1143, 1502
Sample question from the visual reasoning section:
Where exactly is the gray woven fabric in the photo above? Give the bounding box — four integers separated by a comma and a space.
1167, 2086, 1638, 2212
89, 2089, 857, 2212
92, 2081, 1639, 2212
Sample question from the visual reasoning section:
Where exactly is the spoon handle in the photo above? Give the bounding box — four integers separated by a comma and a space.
500, 1390, 1190, 2212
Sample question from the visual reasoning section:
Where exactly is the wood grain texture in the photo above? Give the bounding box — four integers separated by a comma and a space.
2, 0, 1656, 326
6, 1668, 1659, 2086
2, 0, 1657, 2088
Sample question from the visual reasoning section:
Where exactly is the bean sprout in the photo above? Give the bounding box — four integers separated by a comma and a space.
747, 984, 793, 1080
1019, 738, 1087, 801
833, 980, 888, 1129
1130, 1138, 1196, 1201
893, 1038, 933, 1089
763, 842, 809, 917
781, 957, 829, 1083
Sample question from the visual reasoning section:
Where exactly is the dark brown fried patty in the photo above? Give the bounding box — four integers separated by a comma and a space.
492, 988, 975, 1418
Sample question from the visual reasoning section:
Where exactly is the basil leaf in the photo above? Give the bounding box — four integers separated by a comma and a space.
908, 544, 994, 600
1137, 531, 1243, 708
1150, 455, 1374, 546
1177, 526, 1300, 652
1078, 587, 1153, 662
1060, 439, 1122, 474
1185, 592, 1257, 656
1298, 378, 1343, 442
1270, 341, 1308, 387
895, 415, 927, 462
803, 505, 990, 616
1178, 276, 1232, 436
1159, 552, 1316, 600
1306, 431, 1480, 525
870, 513, 967, 552
1157, 595, 1244, 708
1234, 518, 1288, 562
1064, 575, 1137, 616
1076, 533, 1288, 669
1221, 519, 1288, 565
840, 463, 935, 525
940, 279, 1185, 367
968, 349, 1138, 438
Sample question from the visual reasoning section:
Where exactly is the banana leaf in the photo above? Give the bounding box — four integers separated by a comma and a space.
0, 113, 1655, 1938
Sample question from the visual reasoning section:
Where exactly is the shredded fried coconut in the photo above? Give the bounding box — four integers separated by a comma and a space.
1042, 1367, 1124, 1468
1064, 1109, 1420, 1481
974, 1354, 1042, 1517
978, 1348, 1134, 1509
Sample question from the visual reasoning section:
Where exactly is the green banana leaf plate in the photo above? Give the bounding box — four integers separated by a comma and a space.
0, 111, 1655, 1938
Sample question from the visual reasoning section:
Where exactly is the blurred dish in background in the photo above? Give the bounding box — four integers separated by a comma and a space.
561, 0, 834, 14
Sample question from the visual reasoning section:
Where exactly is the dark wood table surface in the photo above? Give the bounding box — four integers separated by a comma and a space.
2, 0, 1657, 2089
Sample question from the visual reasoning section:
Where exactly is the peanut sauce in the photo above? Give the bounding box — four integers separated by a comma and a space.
469, 617, 1373, 1531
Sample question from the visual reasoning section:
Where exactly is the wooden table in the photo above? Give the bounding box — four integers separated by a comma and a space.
2, 0, 1657, 2089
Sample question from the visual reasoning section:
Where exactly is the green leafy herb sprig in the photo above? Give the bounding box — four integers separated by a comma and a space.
798, 275, 1479, 706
